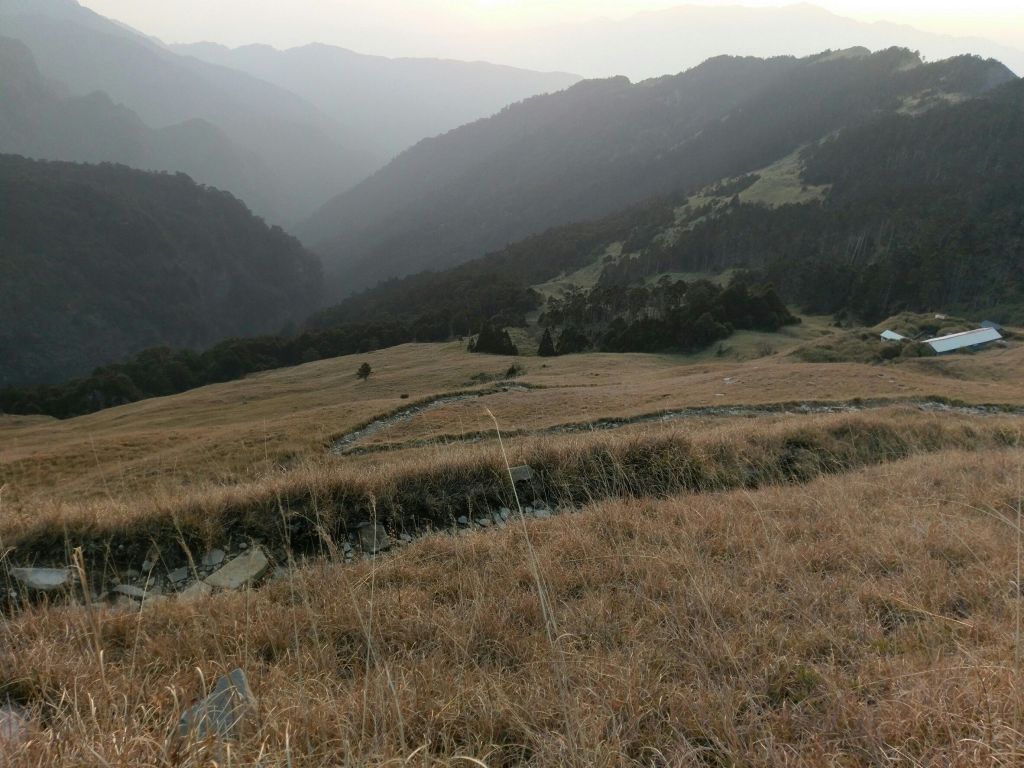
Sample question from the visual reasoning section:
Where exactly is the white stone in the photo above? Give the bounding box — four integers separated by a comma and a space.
204, 548, 269, 590
9, 567, 71, 592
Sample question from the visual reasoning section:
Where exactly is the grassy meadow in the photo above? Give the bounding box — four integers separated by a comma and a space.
2, 322, 1024, 765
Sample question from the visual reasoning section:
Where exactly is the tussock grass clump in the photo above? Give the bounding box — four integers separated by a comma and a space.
3, 410, 1020, 573
1, 448, 1023, 765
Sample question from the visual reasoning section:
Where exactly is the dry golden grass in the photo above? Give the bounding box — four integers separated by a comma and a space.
3, 337, 1023, 509
2, 408, 1021, 575
3, 447, 1024, 766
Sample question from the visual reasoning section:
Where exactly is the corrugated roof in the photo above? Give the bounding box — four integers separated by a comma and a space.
880, 330, 906, 341
924, 327, 1002, 353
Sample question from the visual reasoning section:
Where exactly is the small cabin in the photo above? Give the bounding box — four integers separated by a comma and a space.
880, 330, 906, 342
923, 327, 1003, 354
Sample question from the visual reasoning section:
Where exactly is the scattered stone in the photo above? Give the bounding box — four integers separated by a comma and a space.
357, 523, 390, 554
112, 584, 153, 600
9, 567, 72, 593
204, 547, 270, 590
168, 567, 190, 584
141, 560, 155, 573
400, 533, 413, 544
523, 506, 534, 516
476, 518, 492, 528
179, 581, 213, 600
534, 509, 552, 519
456, 515, 470, 527
498, 508, 511, 521
201, 549, 226, 568
177, 668, 257, 741
509, 465, 534, 483
238, 542, 248, 550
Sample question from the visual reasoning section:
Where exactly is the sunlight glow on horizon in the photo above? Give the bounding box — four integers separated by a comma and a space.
76, 0, 1024, 53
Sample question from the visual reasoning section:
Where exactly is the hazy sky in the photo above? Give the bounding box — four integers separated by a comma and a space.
78, 0, 1024, 54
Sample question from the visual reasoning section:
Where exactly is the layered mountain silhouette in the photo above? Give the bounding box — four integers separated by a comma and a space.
171, 42, 580, 161
0, 0, 378, 224
0, 36, 279, 214
301, 48, 1016, 296
0, 155, 322, 387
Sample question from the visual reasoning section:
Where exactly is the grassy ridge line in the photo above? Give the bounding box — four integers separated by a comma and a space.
4, 410, 1022, 571
336, 395, 1024, 455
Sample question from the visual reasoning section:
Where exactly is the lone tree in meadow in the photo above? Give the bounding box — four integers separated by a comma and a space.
538, 328, 557, 357
356, 362, 372, 381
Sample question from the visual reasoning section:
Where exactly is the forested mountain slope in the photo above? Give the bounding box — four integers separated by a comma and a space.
302, 48, 1014, 296
311, 74, 1024, 332
600, 77, 1024, 322
0, 0, 377, 223
172, 42, 580, 161
0, 155, 322, 387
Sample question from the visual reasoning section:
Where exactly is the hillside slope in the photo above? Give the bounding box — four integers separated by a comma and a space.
0, 0, 377, 223
600, 77, 1024, 321
0, 155, 322, 387
302, 48, 1014, 296
172, 42, 580, 161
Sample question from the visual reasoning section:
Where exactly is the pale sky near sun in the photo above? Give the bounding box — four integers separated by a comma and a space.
77, 0, 1024, 53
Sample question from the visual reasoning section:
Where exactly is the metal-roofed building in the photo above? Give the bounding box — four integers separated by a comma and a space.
923, 327, 1002, 354
880, 330, 906, 342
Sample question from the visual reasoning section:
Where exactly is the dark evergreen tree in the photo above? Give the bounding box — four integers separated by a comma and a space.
538, 328, 557, 357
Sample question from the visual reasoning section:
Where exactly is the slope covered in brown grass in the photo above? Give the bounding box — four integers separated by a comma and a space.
2, 448, 1023, 765
3, 338, 1023, 508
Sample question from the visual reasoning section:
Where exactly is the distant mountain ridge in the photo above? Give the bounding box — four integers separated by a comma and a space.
301, 48, 1016, 297
0, 36, 279, 214
171, 41, 581, 161
0, 0, 374, 224
0, 154, 322, 387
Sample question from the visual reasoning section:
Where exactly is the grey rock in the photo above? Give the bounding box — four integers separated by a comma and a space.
178, 668, 257, 741
358, 524, 390, 554
400, 533, 413, 543
475, 518, 492, 528
204, 548, 270, 590
509, 465, 534, 483
179, 581, 212, 600
113, 584, 147, 600
238, 542, 248, 550
141, 560, 156, 573
9, 567, 72, 592
456, 515, 470, 527
499, 508, 511, 520
201, 549, 226, 568
534, 509, 552, 519
523, 506, 534, 516
168, 567, 190, 584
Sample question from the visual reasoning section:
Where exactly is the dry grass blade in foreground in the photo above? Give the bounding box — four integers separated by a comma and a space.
2, 448, 1024, 765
